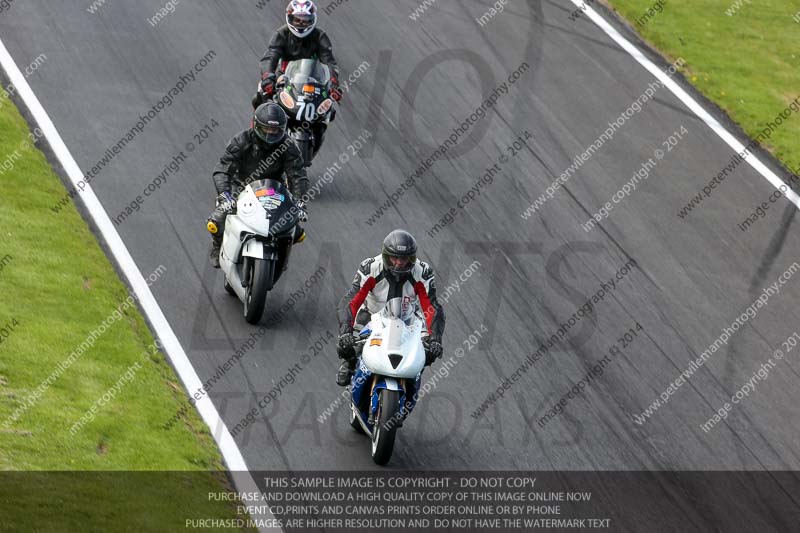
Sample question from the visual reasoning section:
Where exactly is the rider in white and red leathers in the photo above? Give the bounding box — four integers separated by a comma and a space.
335, 230, 445, 413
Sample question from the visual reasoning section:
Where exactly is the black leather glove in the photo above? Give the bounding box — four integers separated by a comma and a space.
329, 75, 342, 102
337, 331, 355, 360
423, 336, 443, 366
216, 192, 235, 211
296, 201, 309, 222
260, 72, 277, 97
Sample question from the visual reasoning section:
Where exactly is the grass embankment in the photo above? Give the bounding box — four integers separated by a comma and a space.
606, 0, 800, 172
0, 86, 253, 530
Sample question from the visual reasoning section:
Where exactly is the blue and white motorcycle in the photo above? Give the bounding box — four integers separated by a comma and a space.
348, 298, 426, 465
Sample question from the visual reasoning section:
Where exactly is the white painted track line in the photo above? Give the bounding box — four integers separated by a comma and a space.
569, 0, 800, 209
0, 37, 277, 533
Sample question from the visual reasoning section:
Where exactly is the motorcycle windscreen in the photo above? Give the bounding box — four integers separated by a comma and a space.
285, 58, 330, 88
250, 179, 299, 237
382, 298, 417, 352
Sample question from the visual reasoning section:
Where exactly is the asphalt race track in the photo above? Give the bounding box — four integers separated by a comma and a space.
3, 0, 800, 494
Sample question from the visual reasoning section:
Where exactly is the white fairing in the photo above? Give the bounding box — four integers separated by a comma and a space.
242, 239, 264, 259
361, 310, 426, 379
219, 185, 272, 301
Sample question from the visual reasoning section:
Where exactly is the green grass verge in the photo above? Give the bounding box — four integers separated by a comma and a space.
604, 0, 800, 172
0, 89, 253, 530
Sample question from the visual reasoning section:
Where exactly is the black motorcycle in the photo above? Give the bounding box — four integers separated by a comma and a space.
256, 59, 336, 167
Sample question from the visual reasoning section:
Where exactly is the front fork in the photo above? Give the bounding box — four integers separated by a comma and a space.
241, 241, 279, 288
241, 257, 253, 288
367, 377, 412, 426
351, 367, 417, 425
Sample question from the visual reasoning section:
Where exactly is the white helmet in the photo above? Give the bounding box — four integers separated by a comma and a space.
286, 0, 317, 38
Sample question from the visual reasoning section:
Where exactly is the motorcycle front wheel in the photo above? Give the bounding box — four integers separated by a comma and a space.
243, 258, 274, 324
371, 389, 400, 465
290, 131, 314, 167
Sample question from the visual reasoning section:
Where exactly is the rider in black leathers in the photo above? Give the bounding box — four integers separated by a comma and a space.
207, 102, 309, 268
252, 0, 341, 159
256, 0, 341, 105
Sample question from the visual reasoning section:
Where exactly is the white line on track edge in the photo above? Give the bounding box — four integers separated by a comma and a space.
569, 0, 800, 209
0, 37, 278, 533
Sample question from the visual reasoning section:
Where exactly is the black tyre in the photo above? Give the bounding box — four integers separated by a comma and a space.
371, 389, 401, 465
294, 135, 314, 167
243, 258, 274, 324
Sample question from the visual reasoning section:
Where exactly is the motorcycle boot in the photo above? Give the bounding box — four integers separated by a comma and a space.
209, 235, 223, 269
207, 208, 228, 269
293, 225, 306, 244
336, 358, 355, 387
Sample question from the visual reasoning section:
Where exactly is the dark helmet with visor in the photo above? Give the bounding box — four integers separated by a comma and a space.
252, 102, 287, 146
381, 229, 417, 276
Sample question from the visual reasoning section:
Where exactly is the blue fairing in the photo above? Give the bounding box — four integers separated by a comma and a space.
369, 377, 405, 415
350, 361, 372, 408
400, 372, 423, 417
351, 361, 422, 426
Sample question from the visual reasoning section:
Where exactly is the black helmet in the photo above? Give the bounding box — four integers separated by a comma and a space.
253, 102, 287, 146
381, 229, 417, 276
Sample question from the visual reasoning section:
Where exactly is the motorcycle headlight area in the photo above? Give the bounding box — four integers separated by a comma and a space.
318, 98, 333, 115
279, 91, 296, 109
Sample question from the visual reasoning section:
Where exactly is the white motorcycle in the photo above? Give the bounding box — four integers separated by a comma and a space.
348, 298, 426, 465
217, 178, 302, 324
